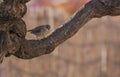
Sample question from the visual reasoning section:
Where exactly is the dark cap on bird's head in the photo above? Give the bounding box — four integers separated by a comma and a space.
45, 25, 50, 30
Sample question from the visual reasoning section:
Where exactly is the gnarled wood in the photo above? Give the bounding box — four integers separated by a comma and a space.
0, 0, 120, 61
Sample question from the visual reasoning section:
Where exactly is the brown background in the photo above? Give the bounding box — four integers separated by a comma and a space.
0, 7, 120, 77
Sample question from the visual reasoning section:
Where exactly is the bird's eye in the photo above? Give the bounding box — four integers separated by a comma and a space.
46, 25, 50, 29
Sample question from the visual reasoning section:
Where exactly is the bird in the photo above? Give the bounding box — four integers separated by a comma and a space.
28, 25, 51, 39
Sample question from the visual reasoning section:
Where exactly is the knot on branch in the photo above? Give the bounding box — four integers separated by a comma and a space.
89, 0, 120, 17
0, 0, 28, 62
0, 18, 27, 63
99, 0, 120, 7
0, 0, 28, 20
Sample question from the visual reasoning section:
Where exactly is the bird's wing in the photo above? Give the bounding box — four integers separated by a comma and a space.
28, 25, 46, 33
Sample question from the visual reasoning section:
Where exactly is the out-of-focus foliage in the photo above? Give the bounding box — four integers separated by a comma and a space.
27, 0, 89, 14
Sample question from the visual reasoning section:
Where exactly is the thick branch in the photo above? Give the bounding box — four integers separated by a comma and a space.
13, 0, 120, 59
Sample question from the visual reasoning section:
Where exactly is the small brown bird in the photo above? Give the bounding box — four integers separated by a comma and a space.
28, 25, 51, 39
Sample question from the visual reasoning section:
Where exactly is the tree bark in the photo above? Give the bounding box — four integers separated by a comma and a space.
1, 0, 120, 60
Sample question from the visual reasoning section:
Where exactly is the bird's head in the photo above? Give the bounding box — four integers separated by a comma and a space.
45, 25, 51, 30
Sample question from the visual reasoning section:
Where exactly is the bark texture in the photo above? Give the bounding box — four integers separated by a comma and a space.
0, 0, 120, 61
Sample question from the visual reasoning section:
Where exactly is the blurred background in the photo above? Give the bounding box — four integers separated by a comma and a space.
0, 0, 120, 77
